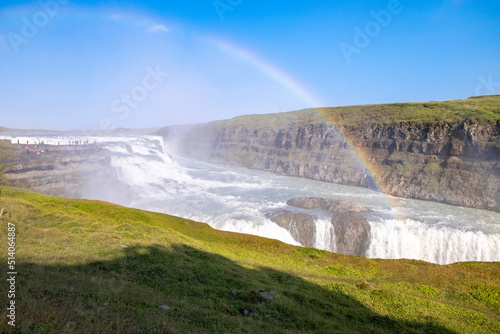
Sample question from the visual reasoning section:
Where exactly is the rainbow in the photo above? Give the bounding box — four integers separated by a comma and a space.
205, 36, 405, 218
2, 3, 405, 219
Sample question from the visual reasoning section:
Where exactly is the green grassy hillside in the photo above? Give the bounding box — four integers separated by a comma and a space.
0, 186, 499, 333
223, 95, 500, 129
319, 94, 500, 126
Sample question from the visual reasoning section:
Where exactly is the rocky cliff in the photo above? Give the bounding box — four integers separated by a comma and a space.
159, 96, 500, 211
0, 142, 128, 202
266, 197, 372, 255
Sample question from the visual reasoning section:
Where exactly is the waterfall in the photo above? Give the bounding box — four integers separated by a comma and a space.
366, 218, 500, 264
1, 133, 499, 265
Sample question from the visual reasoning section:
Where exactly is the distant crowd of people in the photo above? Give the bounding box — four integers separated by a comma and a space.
18, 139, 98, 146
25, 147, 48, 156
18, 139, 103, 157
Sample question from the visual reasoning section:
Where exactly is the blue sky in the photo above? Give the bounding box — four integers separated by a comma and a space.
0, 0, 499, 130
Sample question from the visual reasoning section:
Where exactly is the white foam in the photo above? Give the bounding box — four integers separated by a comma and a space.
3, 133, 500, 265
366, 218, 500, 264
314, 218, 336, 252
185, 213, 300, 246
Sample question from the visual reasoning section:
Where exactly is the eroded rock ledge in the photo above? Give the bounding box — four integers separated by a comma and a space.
266, 197, 371, 256
159, 99, 500, 211
286, 197, 369, 213
265, 210, 317, 248
331, 212, 371, 256
0, 144, 130, 203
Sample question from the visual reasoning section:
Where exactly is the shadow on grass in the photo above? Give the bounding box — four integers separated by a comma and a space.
4, 244, 457, 334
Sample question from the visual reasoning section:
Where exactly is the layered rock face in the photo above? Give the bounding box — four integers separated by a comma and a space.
287, 197, 372, 255
286, 197, 369, 214
160, 109, 500, 211
265, 210, 317, 247
1, 147, 129, 202
266, 197, 372, 255
331, 212, 371, 256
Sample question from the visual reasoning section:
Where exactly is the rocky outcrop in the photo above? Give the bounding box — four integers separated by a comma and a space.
284, 197, 372, 254
1, 147, 130, 203
286, 197, 369, 213
331, 212, 371, 256
265, 210, 316, 247
160, 97, 500, 211
266, 198, 372, 255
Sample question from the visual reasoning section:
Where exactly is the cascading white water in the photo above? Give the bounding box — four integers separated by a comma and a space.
314, 218, 336, 252
2, 134, 499, 264
106, 138, 193, 190
366, 219, 500, 264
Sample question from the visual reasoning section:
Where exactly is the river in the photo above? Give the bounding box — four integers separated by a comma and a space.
2, 133, 499, 264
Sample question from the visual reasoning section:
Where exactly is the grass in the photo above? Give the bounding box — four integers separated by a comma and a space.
0, 186, 499, 333
223, 95, 500, 129
318, 95, 500, 126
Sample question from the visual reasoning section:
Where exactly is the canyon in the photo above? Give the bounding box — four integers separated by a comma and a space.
159, 96, 500, 212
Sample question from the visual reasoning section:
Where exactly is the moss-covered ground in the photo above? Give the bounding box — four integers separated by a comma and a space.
0, 186, 498, 333
225, 95, 500, 129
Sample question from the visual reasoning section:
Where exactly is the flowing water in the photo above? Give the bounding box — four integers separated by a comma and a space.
2, 134, 499, 264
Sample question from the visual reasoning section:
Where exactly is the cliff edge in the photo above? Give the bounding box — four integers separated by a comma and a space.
0, 140, 128, 202
159, 95, 500, 211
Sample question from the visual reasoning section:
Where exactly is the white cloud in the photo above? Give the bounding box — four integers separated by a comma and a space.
147, 24, 169, 33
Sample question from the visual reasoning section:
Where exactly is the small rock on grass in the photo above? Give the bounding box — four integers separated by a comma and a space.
158, 305, 170, 311
239, 307, 254, 316
251, 290, 275, 300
